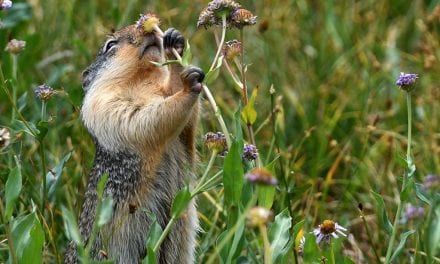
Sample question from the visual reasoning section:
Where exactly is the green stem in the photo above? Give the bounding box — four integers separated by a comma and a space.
39, 140, 47, 217
209, 14, 227, 72
259, 224, 272, 264
0, 200, 18, 264
41, 101, 47, 121
193, 150, 218, 194
11, 55, 18, 121
153, 215, 177, 253
384, 92, 412, 264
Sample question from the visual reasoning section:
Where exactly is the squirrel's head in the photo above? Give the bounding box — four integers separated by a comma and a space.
82, 25, 164, 92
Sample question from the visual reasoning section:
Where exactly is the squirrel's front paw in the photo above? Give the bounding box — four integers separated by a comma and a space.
164, 28, 185, 59
181, 66, 204, 94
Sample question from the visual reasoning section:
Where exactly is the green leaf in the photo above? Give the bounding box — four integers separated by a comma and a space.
10, 119, 38, 137
205, 55, 223, 85
36, 121, 49, 142
182, 40, 192, 66
171, 186, 191, 218
415, 183, 431, 206
371, 191, 393, 235
143, 216, 162, 264
390, 230, 416, 262
97, 196, 114, 227
241, 88, 258, 125
426, 205, 440, 261
11, 212, 44, 264
395, 152, 407, 168
269, 209, 292, 263
303, 233, 320, 263
400, 178, 414, 202
226, 213, 245, 263
223, 138, 244, 206
97, 173, 109, 198
61, 205, 82, 245
257, 185, 276, 209
1, 3, 32, 29
47, 151, 72, 200
5, 167, 22, 220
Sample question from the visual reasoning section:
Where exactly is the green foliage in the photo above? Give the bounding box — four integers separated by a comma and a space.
1, 0, 440, 263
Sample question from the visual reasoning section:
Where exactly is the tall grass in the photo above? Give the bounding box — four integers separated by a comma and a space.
1, 0, 439, 263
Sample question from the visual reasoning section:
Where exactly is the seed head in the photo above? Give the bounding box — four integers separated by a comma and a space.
0, 127, 11, 149
197, 0, 241, 29
136, 12, 161, 35
245, 168, 277, 186
204, 132, 228, 154
222, 39, 242, 60
5, 39, 26, 54
232, 8, 257, 28
247, 206, 273, 227
0, 0, 12, 10
395, 72, 418, 92
312, 219, 347, 245
34, 84, 55, 101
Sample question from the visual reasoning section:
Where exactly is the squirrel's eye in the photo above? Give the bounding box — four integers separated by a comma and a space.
103, 39, 118, 53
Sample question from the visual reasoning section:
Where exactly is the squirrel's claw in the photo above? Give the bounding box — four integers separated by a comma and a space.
181, 66, 204, 94
164, 28, 185, 59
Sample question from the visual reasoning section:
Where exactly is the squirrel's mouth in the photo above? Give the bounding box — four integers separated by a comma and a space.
139, 35, 162, 59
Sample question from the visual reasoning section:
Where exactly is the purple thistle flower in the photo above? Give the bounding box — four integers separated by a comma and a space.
423, 174, 439, 189
404, 204, 424, 220
204, 132, 228, 154
1, 0, 12, 10
245, 168, 277, 186
34, 84, 55, 101
395, 72, 418, 91
242, 143, 258, 162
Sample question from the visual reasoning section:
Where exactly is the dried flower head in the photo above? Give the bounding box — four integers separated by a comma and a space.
245, 168, 277, 186
197, 0, 241, 28
242, 143, 258, 162
404, 204, 424, 221
0, 127, 11, 149
5, 39, 26, 54
34, 84, 55, 101
232, 8, 257, 28
222, 39, 242, 60
423, 174, 439, 189
204, 132, 227, 154
396, 72, 418, 92
136, 12, 161, 35
0, 0, 12, 10
247, 206, 273, 227
312, 220, 347, 245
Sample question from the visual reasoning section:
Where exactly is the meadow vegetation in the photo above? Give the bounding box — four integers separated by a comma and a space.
1, 0, 439, 263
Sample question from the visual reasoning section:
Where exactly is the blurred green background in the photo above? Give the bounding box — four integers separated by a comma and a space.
1, 0, 439, 262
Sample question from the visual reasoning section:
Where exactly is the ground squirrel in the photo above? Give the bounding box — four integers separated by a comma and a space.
64, 24, 204, 263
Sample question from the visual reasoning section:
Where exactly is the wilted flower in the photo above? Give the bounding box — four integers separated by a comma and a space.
245, 168, 277, 186
423, 174, 439, 189
395, 72, 418, 92
136, 12, 161, 35
232, 8, 257, 28
204, 132, 227, 154
222, 39, 242, 60
312, 220, 347, 245
5, 39, 26, 54
404, 204, 424, 221
197, 0, 241, 28
247, 206, 273, 227
0, 127, 11, 149
34, 84, 55, 101
0, 0, 12, 10
242, 143, 258, 162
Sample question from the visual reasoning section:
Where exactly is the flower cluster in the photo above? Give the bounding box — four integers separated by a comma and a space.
0, 127, 11, 149
245, 168, 277, 186
204, 132, 228, 155
0, 0, 12, 10
197, 0, 256, 29
403, 204, 424, 221
312, 220, 347, 245
34, 84, 55, 101
242, 143, 258, 162
136, 12, 161, 35
395, 72, 418, 92
5, 39, 26, 54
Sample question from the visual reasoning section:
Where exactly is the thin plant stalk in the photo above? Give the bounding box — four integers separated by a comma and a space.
359, 209, 381, 263
11, 54, 18, 121
258, 224, 272, 264
0, 200, 18, 264
209, 14, 227, 72
39, 102, 48, 217
153, 215, 178, 253
193, 150, 218, 194
384, 92, 412, 264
